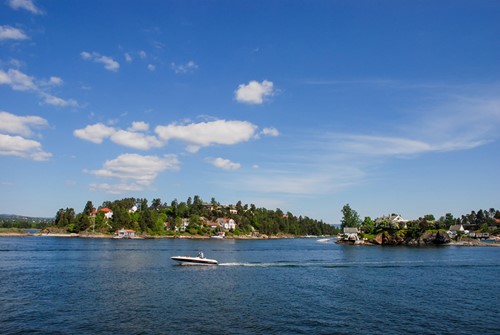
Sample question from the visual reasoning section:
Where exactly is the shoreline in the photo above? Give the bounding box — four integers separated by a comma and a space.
0, 231, 304, 240
1, 231, 499, 246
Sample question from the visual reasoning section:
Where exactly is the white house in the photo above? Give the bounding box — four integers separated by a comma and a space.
99, 207, 113, 219
342, 227, 359, 241
217, 218, 236, 231
448, 224, 465, 236
375, 213, 409, 229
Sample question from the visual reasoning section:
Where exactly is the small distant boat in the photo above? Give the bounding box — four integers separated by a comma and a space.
211, 232, 225, 239
171, 252, 218, 266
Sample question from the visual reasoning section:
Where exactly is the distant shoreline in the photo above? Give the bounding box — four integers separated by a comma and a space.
0, 231, 301, 240
1, 231, 499, 246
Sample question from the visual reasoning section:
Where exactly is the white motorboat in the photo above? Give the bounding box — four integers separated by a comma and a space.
170, 252, 218, 266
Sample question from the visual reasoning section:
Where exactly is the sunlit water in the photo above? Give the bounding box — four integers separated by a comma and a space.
1, 237, 498, 334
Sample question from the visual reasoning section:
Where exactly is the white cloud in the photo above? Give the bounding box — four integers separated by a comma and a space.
337, 135, 432, 156
0, 134, 51, 161
0, 25, 29, 41
139, 50, 147, 59
209, 157, 241, 171
85, 153, 180, 194
261, 127, 280, 137
147, 64, 156, 71
171, 61, 198, 74
128, 121, 149, 132
0, 111, 48, 136
73, 123, 116, 144
124, 53, 133, 63
80, 51, 120, 72
41, 93, 78, 107
46, 76, 63, 86
0, 69, 77, 107
110, 130, 163, 150
155, 120, 257, 152
0, 68, 36, 91
235, 80, 274, 105
7, 0, 43, 15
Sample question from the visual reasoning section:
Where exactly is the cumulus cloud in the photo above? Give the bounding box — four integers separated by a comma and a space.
0, 25, 29, 41
235, 80, 274, 104
0, 134, 51, 160
155, 120, 257, 152
81, 51, 120, 72
0, 112, 51, 161
0, 111, 48, 137
86, 153, 179, 194
73, 123, 116, 144
147, 64, 156, 71
110, 130, 163, 150
7, 0, 43, 15
171, 61, 198, 74
128, 121, 149, 132
0, 68, 36, 91
209, 157, 241, 171
75, 119, 275, 152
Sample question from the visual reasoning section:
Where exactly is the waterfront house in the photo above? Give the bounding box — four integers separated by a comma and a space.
448, 224, 465, 236
342, 227, 359, 241
115, 228, 135, 238
375, 213, 409, 229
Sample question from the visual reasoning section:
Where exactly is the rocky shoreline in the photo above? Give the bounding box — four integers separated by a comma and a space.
336, 230, 500, 247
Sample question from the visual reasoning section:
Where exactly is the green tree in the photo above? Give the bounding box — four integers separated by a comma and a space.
361, 216, 375, 234
341, 204, 361, 229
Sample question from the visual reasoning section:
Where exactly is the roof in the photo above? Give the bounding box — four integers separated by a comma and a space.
99, 207, 112, 212
449, 225, 463, 231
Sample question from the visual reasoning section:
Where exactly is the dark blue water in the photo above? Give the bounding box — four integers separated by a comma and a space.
0, 237, 498, 335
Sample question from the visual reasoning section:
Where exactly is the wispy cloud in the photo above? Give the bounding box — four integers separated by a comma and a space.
7, 0, 43, 15
81, 51, 120, 72
235, 80, 274, 105
0, 68, 78, 107
0, 25, 29, 41
170, 61, 198, 74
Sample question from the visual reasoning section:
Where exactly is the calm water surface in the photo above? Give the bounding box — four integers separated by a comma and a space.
0, 237, 498, 334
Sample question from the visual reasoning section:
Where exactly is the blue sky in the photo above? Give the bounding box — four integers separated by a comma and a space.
1, 0, 499, 224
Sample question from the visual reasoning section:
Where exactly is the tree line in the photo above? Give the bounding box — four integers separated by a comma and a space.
340, 204, 500, 237
53, 196, 340, 236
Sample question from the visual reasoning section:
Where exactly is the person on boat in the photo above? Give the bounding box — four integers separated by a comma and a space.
197, 251, 204, 259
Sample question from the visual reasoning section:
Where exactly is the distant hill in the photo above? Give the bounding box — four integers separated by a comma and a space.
0, 214, 53, 225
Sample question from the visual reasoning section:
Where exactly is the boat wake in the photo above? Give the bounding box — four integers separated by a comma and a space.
217, 260, 483, 268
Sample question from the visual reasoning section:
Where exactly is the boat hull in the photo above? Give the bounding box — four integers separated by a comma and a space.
170, 256, 218, 266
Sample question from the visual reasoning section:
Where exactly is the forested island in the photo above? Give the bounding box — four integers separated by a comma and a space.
45, 196, 338, 238
2, 199, 499, 243
337, 204, 500, 245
